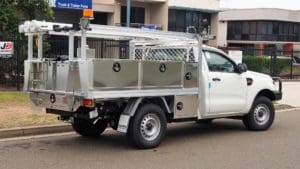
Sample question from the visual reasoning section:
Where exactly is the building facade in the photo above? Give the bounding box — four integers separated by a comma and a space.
50, 0, 221, 35
51, 0, 169, 30
168, 0, 220, 46
217, 8, 300, 54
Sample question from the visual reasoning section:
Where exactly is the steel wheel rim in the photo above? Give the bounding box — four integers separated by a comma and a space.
140, 113, 161, 141
254, 104, 270, 125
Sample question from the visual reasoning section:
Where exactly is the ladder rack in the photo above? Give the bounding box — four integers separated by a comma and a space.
19, 20, 198, 42
19, 20, 202, 60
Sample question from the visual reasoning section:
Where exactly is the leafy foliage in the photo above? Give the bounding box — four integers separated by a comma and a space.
243, 56, 291, 76
0, 0, 53, 39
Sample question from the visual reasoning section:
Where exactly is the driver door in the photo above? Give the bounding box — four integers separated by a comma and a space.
205, 51, 247, 114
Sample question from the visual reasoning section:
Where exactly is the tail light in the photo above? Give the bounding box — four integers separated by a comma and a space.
83, 99, 94, 107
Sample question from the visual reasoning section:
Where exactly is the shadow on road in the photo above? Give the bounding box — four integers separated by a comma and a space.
166, 119, 246, 138
31, 119, 248, 150
0, 119, 250, 153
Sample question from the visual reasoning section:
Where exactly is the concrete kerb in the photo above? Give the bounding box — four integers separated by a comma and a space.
0, 127, 24, 139
0, 107, 299, 140
282, 79, 300, 82
0, 124, 73, 139
277, 107, 300, 113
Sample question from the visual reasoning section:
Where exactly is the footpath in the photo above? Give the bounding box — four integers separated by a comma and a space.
279, 81, 300, 108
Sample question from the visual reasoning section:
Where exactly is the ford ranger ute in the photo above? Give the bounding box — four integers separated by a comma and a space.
19, 15, 282, 149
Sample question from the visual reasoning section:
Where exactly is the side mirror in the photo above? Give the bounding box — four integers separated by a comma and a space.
237, 63, 247, 73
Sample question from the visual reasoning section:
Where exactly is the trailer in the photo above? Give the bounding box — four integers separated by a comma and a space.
19, 14, 282, 149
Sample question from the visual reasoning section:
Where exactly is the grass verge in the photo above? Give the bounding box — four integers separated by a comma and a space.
0, 92, 61, 129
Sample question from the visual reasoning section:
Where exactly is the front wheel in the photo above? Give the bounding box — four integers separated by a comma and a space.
243, 96, 275, 131
127, 104, 167, 149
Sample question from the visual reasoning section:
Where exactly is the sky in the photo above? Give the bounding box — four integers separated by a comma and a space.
220, 0, 300, 10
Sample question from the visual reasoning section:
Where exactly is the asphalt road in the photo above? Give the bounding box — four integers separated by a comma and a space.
0, 109, 300, 169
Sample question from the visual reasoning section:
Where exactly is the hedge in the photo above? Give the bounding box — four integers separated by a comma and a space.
242, 56, 291, 76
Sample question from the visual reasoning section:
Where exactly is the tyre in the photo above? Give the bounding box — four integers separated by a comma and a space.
127, 104, 167, 149
72, 118, 108, 137
243, 96, 275, 131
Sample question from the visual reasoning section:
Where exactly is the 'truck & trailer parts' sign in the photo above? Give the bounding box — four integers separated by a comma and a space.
48, 0, 92, 10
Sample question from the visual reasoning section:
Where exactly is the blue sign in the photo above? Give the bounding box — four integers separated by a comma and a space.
49, 0, 92, 10
140, 24, 161, 30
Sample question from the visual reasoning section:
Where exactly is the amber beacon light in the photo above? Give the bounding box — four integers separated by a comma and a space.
83, 9, 94, 18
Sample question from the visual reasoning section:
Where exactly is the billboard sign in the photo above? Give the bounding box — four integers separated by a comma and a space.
48, 0, 92, 10
0, 42, 13, 59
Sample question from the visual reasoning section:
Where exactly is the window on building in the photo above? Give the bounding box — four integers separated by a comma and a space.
267, 22, 273, 34
200, 13, 211, 34
176, 10, 186, 32
192, 12, 200, 31
121, 6, 145, 27
227, 22, 235, 40
273, 22, 279, 34
257, 22, 267, 34
91, 12, 108, 25
249, 22, 257, 40
242, 22, 250, 40
242, 22, 249, 34
185, 11, 193, 28
288, 23, 293, 35
168, 9, 211, 34
168, 10, 176, 31
227, 20, 300, 42
294, 24, 298, 34
234, 22, 242, 40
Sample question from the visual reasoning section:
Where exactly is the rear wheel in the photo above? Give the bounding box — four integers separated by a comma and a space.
72, 118, 108, 137
127, 104, 167, 149
243, 96, 275, 131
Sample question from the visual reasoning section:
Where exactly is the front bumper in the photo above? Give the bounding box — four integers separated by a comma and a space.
272, 77, 282, 101
273, 91, 283, 100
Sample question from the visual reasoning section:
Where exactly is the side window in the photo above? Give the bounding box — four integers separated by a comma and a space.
205, 52, 236, 73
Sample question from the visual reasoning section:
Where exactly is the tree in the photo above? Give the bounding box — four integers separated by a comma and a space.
0, 0, 53, 39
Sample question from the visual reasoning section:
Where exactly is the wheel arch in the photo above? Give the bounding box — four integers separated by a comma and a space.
123, 97, 172, 117
117, 97, 172, 133
255, 89, 276, 101
243, 88, 276, 115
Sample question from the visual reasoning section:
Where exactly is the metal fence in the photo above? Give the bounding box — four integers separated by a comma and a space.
0, 36, 27, 90
221, 47, 300, 79
2, 36, 300, 90
244, 48, 300, 79
0, 36, 129, 90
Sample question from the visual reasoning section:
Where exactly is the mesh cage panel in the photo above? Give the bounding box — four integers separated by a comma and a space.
134, 47, 195, 61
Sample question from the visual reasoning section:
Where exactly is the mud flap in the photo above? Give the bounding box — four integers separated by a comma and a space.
117, 114, 131, 133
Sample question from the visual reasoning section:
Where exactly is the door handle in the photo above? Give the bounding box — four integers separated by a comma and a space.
212, 77, 221, 82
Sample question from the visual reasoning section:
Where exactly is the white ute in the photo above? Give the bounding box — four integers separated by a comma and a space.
19, 15, 282, 149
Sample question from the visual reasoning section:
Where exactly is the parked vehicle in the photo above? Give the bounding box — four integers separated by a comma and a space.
293, 56, 300, 66
19, 14, 282, 149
